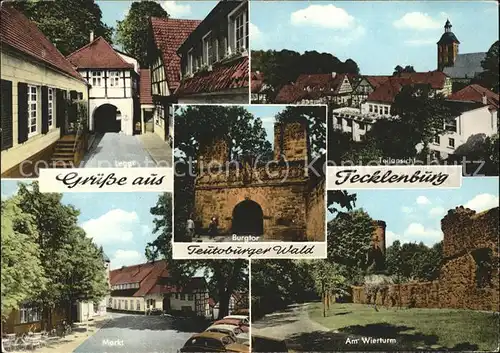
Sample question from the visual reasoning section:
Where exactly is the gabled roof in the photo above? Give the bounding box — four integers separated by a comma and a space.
175, 56, 249, 96
139, 69, 153, 105
0, 5, 84, 81
363, 76, 391, 89
443, 52, 486, 79
398, 71, 449, 90
366, 77, 410, 104
110, 260, 206, 297
150, 17, 201, 90
274, 84, 307, 103
251, 71, 264, 93
66, 36, 134, 69
448, 84, 499, 110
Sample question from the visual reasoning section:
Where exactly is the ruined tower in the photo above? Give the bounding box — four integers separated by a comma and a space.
371, 220, 386, 255
198, 137, 229, 169
273, 117, 309, 163
437, 19, 460, 71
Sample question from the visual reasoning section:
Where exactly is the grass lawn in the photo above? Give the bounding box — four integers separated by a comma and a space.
306, 303, 499, 351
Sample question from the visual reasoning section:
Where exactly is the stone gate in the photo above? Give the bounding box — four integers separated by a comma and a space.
194, 117, 325, 241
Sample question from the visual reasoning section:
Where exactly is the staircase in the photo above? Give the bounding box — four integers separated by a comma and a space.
50, 136, 77, 168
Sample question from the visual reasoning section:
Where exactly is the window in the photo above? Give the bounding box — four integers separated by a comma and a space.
346, 120, 352, 127
20, 306, 41, 324
137, 300, 140, 311
91, 71, 102, 86
130, 300, 133, 310
434, 135, 441, 144
125, 300, 128, 310
445, 118, 457, 133
336, 117, 342, 125
113, 300, 116, 308
369, 104, 373, 113
187, 294, 193, 301
203, 33, 215, 65
181, 294, 186, 301
448, 138, 455, 148
358, 122, 365, 130
233, 11, 247, 51
28, 85, 38, 137
48, 87, 54, 128
384, 106, 389, 115
175, 293, 179, 299
109, 71, 121, 87
187, 50, 193, 74
374, 105, 379, 114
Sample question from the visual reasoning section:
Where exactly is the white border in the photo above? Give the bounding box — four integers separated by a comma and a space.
172, 103, 328, 260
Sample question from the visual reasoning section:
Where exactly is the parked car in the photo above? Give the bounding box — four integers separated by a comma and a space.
231, 309, 249, 316
179, 332, 249, 352
223, 315, 249, 325
252, 334, 294, 353
205, 324, 249, 345
213, 319, 249, 333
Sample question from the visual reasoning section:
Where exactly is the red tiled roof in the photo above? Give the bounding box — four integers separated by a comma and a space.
150, 17, 201, 90
139, 69, 153, 105
66, 37, 134, 69
110, 261, 206, 297
448, 84, 499, 110
364, 76, 391, 88
398, 71, 448, 90
251, 71, 264, 93
274, 84, 306, 103
366, 77, 410, 104
175, 56, 249, 96
0, 5, 84, 81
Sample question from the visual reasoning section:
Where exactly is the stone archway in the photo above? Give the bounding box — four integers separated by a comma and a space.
232, 199, 264, 236
93, 104, 121, 133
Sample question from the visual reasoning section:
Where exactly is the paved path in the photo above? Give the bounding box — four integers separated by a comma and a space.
72, 313, 202, 353
252, 302, 329, 341
80, 133, 156, 168
137, 132, 172, 167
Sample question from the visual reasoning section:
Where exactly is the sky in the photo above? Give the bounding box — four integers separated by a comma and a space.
331, 177, 499, 247
250, 1, 499, 75
1, 181, 164, 270
96, 0, 218, 29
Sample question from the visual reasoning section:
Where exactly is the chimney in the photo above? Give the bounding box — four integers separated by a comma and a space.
90, 31, 94, 42
482, 94, 488, 105
331, 72, 337, 79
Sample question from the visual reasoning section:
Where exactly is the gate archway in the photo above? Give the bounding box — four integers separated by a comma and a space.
93, 104, 121, 133
232, 200, 264, 236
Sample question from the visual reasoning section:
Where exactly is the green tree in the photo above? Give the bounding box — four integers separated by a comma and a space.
1, 198, 46, 320
478, 41, 499, 93
14, 0, 113, 56
391, 84, 455, 153
115, 1, 169, 67
327, 191, 357, 215
327, 209, 374, 284
393, 65, 416, 75
450, 133, 499, 176
145, 193, 248, 319
16, 182, 108, 324
311, 260, 347, 317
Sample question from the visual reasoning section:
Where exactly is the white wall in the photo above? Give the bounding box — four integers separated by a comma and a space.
429, 106, 496, 156
1, 49, 88, 175
361, 101, 392, 116
90, 98, 134, 135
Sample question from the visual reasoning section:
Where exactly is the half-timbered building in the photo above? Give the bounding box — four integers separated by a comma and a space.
67, 35, 140, 136
148, 17, 201, 142
108, 260, 210, 318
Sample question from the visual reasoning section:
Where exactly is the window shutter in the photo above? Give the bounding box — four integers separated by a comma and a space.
41, 86, 49, 134
17, 82, 29, 144
1, 79, 13, 150
55, 89, 63, 128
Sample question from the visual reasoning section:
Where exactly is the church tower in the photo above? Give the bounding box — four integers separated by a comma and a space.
437, 19, 460, 71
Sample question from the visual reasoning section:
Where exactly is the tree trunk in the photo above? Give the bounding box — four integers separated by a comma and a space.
322, 292, 326, 317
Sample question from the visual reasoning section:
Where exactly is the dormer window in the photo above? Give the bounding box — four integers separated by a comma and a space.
203, 32, 215, 66
187, 49, 193, 74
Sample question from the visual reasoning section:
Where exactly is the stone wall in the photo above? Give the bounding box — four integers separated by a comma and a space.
273, 118, 308, 162
195, 182, 308, 241
352, 206, 499, 312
